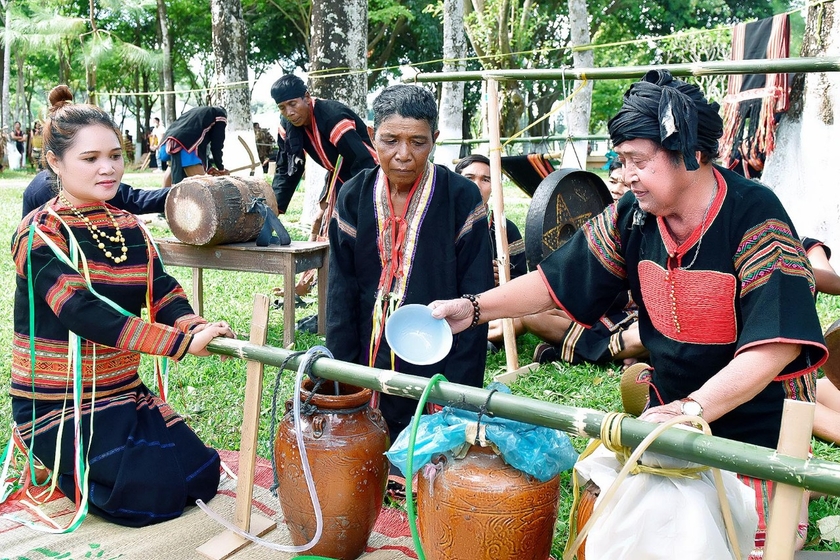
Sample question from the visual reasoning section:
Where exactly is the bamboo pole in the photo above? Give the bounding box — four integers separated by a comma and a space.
206, 337, 840, 496
487, 78, 518, 371
437, 134, 610, 145
405, 56, 840, 83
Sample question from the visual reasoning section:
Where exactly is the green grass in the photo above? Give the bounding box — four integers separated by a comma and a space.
1, 168, 840, 553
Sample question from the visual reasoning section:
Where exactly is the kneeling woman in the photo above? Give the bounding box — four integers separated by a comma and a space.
9, 85, 234, 527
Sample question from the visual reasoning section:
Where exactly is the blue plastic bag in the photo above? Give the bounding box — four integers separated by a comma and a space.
385, 383, 578, 482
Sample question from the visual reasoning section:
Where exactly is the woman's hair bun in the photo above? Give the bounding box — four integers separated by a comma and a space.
47, 85, 73, 112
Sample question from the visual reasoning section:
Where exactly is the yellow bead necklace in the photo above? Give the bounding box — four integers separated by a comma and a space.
58, 191, 129, 263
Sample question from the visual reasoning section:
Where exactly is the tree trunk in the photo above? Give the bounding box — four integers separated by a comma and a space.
157, 0, 175, 125
561, 0, 594, 170
211, 0, 254, 175
433, 0, 467, 168
86, 0, 97, 105
309, 0, 367, 113
304, 0, 368, 226
761, 3, 839, 252
2, 0, 11, 131
14, 49, 22, 124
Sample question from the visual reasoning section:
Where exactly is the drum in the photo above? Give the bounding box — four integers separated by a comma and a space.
164, 175, 278, 246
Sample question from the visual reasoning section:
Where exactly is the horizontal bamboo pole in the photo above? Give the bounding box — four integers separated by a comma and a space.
207, 337, 840, 496
437, 134, 610, 145
406, 56, 840, 83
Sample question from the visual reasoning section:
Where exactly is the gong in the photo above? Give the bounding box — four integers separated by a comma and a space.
524, 168, 612, 271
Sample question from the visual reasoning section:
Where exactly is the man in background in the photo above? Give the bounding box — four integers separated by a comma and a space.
158, 106, 228, 186
253, 122, 275, 174
270, 74, 377, 297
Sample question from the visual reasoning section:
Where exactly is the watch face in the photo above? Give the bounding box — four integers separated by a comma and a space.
682, 400, 702, 417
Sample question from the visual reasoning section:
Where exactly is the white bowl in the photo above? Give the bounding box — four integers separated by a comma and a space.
385, 304, 453, 365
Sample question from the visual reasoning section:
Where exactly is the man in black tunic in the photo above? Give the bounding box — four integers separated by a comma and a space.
327, 85, 494, 441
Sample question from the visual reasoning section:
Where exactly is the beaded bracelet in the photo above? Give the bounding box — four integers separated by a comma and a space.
462, 294, 481, 328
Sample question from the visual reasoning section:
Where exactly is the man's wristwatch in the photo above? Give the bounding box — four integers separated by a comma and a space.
679, 397, 704, 418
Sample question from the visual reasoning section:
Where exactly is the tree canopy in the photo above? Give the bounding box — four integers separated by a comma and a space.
0, 0, 801, 140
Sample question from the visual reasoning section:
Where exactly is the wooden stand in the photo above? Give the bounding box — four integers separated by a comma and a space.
154, 238, 330, 347
197, 294, 277, 559
764, 399, 815, 560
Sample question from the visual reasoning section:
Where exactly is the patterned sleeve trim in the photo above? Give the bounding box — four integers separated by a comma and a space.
336, 213, 357, 239
329, 119, 357, 145
116, 316, 192, 358
582, 203, 626, 280
456, 202, 487, 244
734, 219, 814, 297
174, 313, 207, 333
509, 238, 525, 256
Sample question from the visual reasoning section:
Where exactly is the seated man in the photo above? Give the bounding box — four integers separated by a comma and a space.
455, 154, 647, 366
527, 158, 647, 366
607, 159, 628, 202
454, 154, 527, 351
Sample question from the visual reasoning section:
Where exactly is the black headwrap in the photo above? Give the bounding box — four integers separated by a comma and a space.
271, 76, 308, 105
608, 70, 723, 171
270, 75, 308, 176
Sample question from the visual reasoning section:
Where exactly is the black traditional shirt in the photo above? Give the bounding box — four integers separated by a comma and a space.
538, 166, 826, 448
327, 164, 494, 437
272, 98, 377, 213
12, 202, 203, 401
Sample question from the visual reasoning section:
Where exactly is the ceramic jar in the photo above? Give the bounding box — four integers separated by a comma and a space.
417, 444, 561, 560
274, 382, 389, 560
574, 480, 601, 560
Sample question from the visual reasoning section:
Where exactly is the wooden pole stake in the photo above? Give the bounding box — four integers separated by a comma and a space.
763, 399, 815, 560
197, 294, 277, 559
487, 78, 519, 372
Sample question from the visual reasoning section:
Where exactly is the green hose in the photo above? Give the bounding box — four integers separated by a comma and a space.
405, 373, 447, 560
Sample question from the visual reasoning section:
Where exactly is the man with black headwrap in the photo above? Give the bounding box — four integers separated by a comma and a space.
270, 74, 377, 221
430, 70, 826, 556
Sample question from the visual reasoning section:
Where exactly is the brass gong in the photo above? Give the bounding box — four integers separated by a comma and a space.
524, 168, 612, 271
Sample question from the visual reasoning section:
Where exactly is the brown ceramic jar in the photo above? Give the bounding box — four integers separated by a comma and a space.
574, 480, 601, 560
417, 444, 561, 560
274, 381, 389, 560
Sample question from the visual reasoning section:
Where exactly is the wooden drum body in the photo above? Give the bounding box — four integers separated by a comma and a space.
165, 175, 278, 246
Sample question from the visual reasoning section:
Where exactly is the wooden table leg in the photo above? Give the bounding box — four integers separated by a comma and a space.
193, 267, 204, 316
317, 252, 329, 336
282, 254, 296, 348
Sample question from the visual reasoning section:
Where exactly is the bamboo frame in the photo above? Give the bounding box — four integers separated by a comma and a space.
437, 134, 609, 145
406, 56, 840, 83
206, 337, 840, 496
